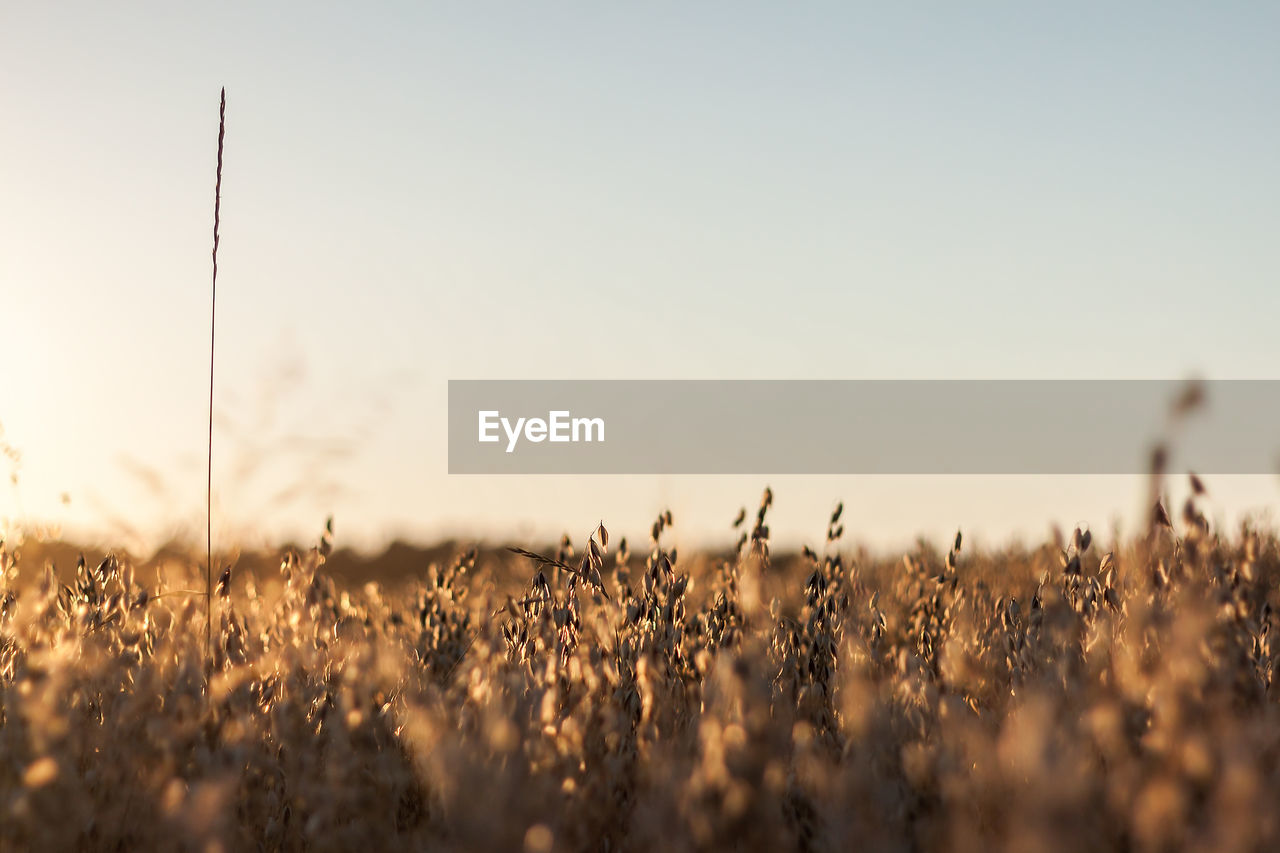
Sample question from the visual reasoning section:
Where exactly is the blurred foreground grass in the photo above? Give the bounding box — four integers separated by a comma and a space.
2, 486, 1279, 851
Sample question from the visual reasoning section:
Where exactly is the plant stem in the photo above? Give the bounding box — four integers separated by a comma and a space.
208, 88, 225, 683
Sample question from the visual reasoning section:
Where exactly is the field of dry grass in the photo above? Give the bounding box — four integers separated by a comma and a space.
2, 481, 1279, 851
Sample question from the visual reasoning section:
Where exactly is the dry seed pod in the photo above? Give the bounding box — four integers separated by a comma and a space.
587, 564, 609, 600
1189, 472, 1206, 495
319, 516, 334, 557
1150, 445, 1167, 476
1153, 501, 1173, 529
732, 508, 746, 528
597, 521, 608, 549
1172, 379, 1205, 417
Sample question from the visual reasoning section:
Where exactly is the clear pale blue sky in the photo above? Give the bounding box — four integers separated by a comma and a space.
2, 3, 1278, 553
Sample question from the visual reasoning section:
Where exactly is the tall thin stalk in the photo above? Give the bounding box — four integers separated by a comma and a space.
208, 88, 225, 677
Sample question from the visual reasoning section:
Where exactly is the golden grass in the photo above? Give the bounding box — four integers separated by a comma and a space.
1, 483, 1278, 851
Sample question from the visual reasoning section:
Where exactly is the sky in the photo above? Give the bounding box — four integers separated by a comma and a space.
2, 2, 1279, 555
